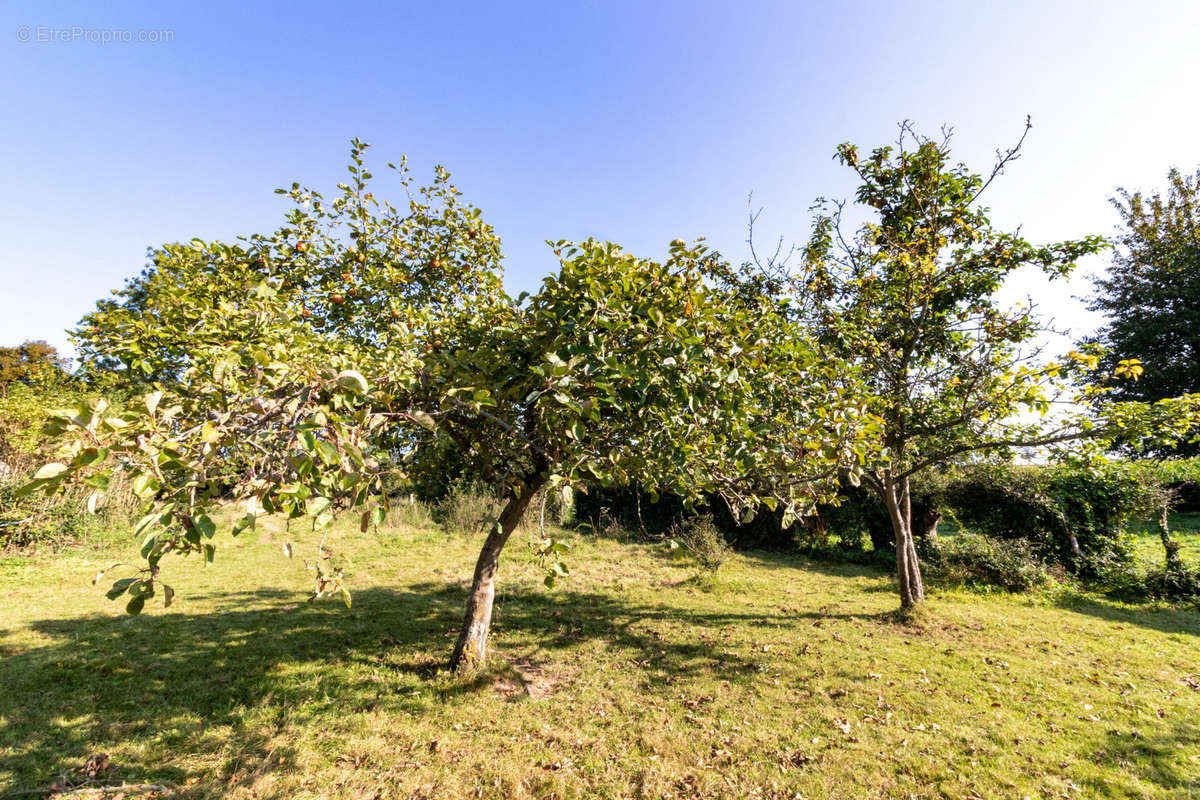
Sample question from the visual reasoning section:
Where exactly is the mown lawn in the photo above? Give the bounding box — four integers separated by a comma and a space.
1, 516, 1198, 799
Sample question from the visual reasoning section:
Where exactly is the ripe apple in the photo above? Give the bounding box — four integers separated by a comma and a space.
295, 241, 308, 253
331, 294, 345, 305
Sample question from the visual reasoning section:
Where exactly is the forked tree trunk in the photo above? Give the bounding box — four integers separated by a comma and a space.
882, 474, 925, 608
449, 476, 546, 671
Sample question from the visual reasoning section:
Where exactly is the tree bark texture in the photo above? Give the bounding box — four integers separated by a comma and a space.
449, 476, 546, 671
883, 474, 925, 608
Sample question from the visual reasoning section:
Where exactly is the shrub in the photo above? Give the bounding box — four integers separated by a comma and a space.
386, 495, 436, 530
1046, 464, 1151, 579
669, 514, 732, 573
573, 486, 684, 537
434, 480, 506, 536
936, 534, 1054, 592
810, 475, 947, 556
1144, 563, 1200, 603
1, 383, 139, 550
572, 485, 800, 550
944, 462, 1153, 585
1, 473, 138, 551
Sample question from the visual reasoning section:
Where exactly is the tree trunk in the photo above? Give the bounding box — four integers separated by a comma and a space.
1155, 505, 1184, 573
449, 476, 545, 671
882, 474, 925, 608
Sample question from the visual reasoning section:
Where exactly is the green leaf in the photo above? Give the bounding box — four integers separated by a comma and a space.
162, 583, 175, 608
131, 473, 158, 499
194, 514, 217, 539
144, 390, 164, 417
203, 544, 216, 565
83, 473, 110, 491
106, 577, 137, 600
134, 511, 160, 537
125, 594, 146, 615
336, 370, 369, 393
647, 307, 665, 327
232, 513, 256, 536
33, 463, 68, 480
410, 410, 437, 431
315, 439, 339, 465
341, 587, 353, 609
140, 530, 159, 559
12, 480, 41, 498
75, 447, 108, 467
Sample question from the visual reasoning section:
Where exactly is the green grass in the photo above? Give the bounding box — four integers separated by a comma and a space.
2, 516, 1199, 799
1131, 513, 1200, 568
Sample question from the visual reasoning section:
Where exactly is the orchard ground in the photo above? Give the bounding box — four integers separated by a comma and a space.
1, 514, 1198, 799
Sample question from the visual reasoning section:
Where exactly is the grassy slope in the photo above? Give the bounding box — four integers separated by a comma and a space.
1, 518, 1198, 800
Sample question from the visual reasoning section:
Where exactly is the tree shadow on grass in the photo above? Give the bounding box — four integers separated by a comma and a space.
1052, 591, 1200, 638
0, 581, 791, 795
747, 547, 1200, 638
1083, 717, 1200, 797
736, 547, 892, 579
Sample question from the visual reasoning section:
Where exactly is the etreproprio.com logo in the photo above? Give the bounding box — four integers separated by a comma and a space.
16, 25, 175, 44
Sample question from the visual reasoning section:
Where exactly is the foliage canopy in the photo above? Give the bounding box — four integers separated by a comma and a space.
25, 141, 870, 668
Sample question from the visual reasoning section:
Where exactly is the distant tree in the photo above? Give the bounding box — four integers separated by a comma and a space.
0, 340, 68, 394
1085, 167, 1200, 456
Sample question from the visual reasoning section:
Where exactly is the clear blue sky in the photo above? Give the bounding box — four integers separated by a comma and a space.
3, 0, 1199, 358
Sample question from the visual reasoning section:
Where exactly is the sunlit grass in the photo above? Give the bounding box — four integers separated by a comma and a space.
1, 515, 1198, 799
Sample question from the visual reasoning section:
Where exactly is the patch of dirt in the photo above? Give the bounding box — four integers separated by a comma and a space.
492, 657, 558, 699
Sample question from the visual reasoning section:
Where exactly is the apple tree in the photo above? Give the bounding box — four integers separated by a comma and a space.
772, 121, 1200, 608
24, 142, 870, 669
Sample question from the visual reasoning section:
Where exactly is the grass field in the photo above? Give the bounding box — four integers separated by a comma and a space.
1, 515, 1198, 799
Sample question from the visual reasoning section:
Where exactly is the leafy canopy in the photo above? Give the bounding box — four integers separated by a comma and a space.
1085, 167, 1200, 456
790, 122, 1193, 478
25, 140, 871, 612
